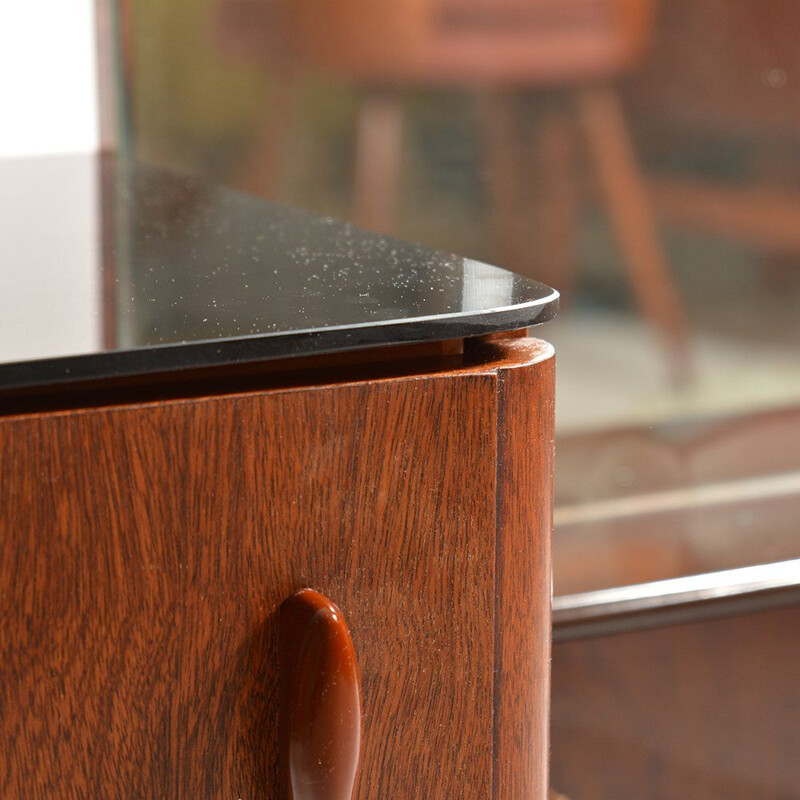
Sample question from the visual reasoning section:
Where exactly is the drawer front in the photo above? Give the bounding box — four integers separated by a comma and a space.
1, 372, 497, 798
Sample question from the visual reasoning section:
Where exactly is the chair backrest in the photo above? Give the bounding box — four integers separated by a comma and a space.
435, 0, 616, 33
285, 0, 654, 85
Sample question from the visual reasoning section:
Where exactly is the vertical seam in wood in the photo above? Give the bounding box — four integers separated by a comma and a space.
489, 342, 555, 800
492, 370, 504, 800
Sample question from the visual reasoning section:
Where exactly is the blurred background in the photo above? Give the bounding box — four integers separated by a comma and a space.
114, 0, 800, 588
3, 0, 800, 796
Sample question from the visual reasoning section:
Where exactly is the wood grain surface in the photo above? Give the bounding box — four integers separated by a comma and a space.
551, 603, 800, 800
0, 340, 555, 800
491, 339, 556, 800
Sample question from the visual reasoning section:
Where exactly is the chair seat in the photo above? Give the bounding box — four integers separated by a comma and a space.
216, 0, 651, 87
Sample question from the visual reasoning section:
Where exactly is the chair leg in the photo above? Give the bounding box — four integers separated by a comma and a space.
234, 69, 296, 199
529, 103, 580, 299
478, 90, 527, 274
577, 86, 691, 385
353, 90, 404, 234
479, 93, 579, 298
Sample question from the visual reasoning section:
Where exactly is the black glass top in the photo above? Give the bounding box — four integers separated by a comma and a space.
0, 155, 557, 390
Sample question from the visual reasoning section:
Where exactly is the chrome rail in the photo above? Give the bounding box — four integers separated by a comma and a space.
553, 559, 800, 640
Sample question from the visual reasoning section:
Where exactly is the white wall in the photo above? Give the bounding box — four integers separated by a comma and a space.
0, 155, 101, 363
0, 0, 98, 157
0, 1, 101, 362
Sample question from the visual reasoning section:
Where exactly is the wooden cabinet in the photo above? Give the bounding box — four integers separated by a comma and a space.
0, 338, 554, 800
552, 599, 800, 800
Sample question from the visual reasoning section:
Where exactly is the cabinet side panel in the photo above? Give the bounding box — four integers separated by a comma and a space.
493, 340, 556, 800
552, 604, 800, 800
0, 373, 496, 799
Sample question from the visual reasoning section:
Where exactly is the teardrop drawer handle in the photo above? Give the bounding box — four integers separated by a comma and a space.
280, 589, 362, 800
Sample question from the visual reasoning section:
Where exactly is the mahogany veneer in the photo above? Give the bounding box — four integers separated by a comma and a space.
0, 338, 555, 800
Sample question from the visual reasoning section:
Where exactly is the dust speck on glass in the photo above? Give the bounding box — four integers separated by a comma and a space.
0, 156, 557, 390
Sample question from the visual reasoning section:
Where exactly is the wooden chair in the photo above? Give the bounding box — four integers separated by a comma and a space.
224, 0, 690, 381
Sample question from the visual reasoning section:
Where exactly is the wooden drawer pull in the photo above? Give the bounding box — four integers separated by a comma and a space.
280, 589, 362, 800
